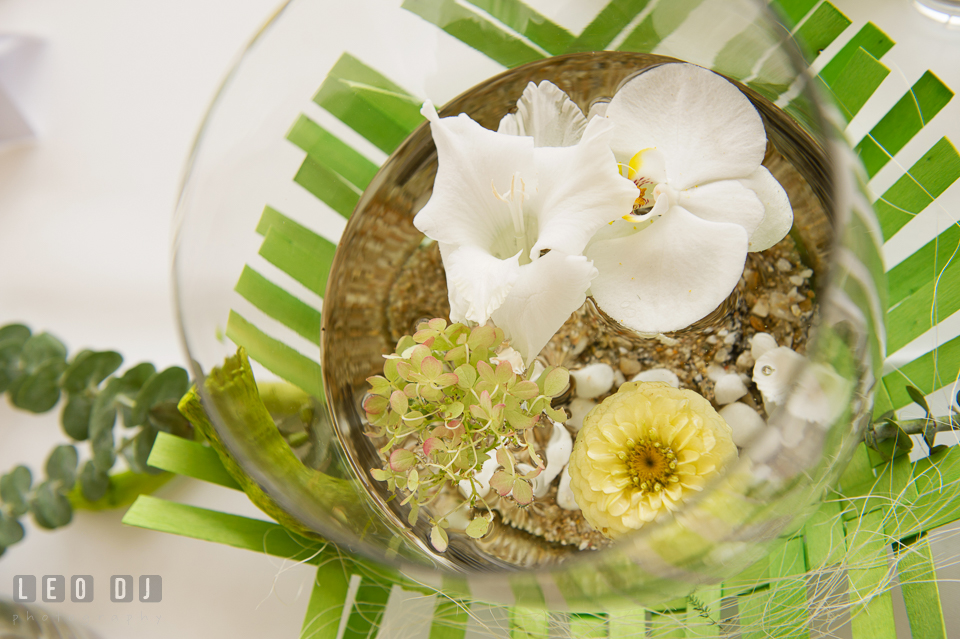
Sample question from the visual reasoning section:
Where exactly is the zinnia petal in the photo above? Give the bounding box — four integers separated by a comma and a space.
585, 207, 748, 335
604, 63, 766, 190
497, 80, 587, 147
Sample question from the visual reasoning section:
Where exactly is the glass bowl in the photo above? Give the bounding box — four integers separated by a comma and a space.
173, 0, 885, 609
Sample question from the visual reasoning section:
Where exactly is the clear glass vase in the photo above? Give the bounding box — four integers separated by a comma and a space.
173, 0, 884, 609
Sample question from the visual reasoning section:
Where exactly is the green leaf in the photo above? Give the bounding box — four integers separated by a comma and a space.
0, 324, 31, 393
0, 512, 25, 547
454, 364, 477, 390
20, 332, 67, 371
127, 425, 162, 475
61, 393, 93, 441
31, 480, 73, 529
78, 461, 110, 502
465, 516, 489, 539
430, 523, 448, 552
906, 385, 930, 415
130, 366, 189, 427
62, 350, 123, 393
541, 367, 570, 398
118, 362, 158, 392
0, 466, 32, 517
147, 401, 193, 437
46, 444, 79, 491
89, 378, 120, 472
12, 358, 65, 412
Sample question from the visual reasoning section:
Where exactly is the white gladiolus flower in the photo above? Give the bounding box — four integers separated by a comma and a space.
415, 91, 636, 365
585, 63, 794, 335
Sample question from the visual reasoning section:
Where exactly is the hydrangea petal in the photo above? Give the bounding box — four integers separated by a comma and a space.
490, 251, 597, 365
678, 179, 764, 237
530, 116, 638, 258
586, 206, 748, 334
414, 102, 536, 251
443, 244, 521, 325
740, 166, 794, 251
605, 63, 766, 191
497, 80, 587, 147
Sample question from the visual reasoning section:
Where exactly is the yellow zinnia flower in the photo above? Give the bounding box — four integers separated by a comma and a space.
568, 381, 737, 539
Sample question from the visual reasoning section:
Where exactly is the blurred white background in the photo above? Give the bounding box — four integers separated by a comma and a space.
0, 1, 318, 637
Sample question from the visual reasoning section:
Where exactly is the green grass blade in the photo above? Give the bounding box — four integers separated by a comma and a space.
874, 137, 960, 240
146, 431, 240, 490
403, 0, 547, 68
287, 115, 379, 190
616, 0, 706, 53
794, 2, 851, 58
856, 71, 953, 178
300, 560, 353, 639
818, 22, 893, 87
258, 226, 334, 298
225, 310, 325, 400
565, 0, 652, 53
887, 223, 960, 308
294, 156, 362, 219
123, 495, 327, 562
897, 535, 948, 639
885, 255, 960, 353
466, 0, 573, 54
342, 576, 392, 639
844, 509, 897, 639
818, 47, 889, 121
235, 266, 322, 346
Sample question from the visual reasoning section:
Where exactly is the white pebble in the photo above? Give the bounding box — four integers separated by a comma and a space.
631, 368, 680, 387
776, 258, 793, 271
458, 450, 499, 499
534, 423, 572, 498
719, 402, 767, 447
736, 351, 755, 369
714, 373, 748, 405
557, 467, 580, 511
751, 299, 770, 318
753, 346, 806, 406
567, 398, 596, 431
799, 269, 813, 278
571, 363, 615, 399
789, 275, 804, 287
750, 332, 778, 360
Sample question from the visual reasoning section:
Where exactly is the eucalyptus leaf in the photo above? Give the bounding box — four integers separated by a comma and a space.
906, 385, 930, 415
133, 426, 161, 475
78, 461, 110, 502
61, 393, 93, 441
130, 367, 189, 427
89, 378, 120, 471
12, 358, 65, 413
0, 512, 25, 547
0, 324, 31, 344
923, 419, 938, 452
117, 362, 157, 394
62, 350, 123, 393
0, 466, 32, 517
45, 445, 79, 491
30, 481, 73, 529
20, 333, 67, 372
147, 401, 193, 437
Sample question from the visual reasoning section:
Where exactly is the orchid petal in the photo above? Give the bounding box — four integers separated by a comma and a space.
444, 244, 521, 325
740, 166, 794, 252
627, 147, 667, 184
497, 80, 587, 147
605, 63, 766, 190
586, 206, 748, 334
678, 179, 764, 237
491, 251, 598, 365
414, 102, 536, 252
529, 116, 638, 257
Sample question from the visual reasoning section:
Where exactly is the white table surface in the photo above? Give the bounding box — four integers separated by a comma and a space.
0, 2, 315, 637
1, 1, 960, 638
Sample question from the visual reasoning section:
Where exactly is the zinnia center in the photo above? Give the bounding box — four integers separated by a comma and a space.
621, 436, 678, 493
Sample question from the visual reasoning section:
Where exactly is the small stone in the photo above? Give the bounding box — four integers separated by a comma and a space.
751, 299, 770, 318
618, 358, 641, 376
557, 467, 580, 511
719, 402, 766, 447
631, 368, 680, 387
736, 351, 755, 369
723, 331, 739, 345
714, 348, 730, 363
714, 373, 748, 405
789, 275, 804, 286
567, 398, 597, 431
571, 363, 615, 399
706, 334, 719, 344
776, 258, 793, 271
799, 269, 813, 278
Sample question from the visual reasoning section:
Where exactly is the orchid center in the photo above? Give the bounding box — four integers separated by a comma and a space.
491, 172, 539, 265
618, 434, 679, 493
620, 147, 673, 222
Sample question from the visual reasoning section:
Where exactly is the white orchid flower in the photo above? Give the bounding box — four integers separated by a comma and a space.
415, 93, 636, 365
585, 63, 794, 335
